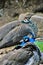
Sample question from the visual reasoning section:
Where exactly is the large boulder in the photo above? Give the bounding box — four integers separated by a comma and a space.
0, 43, 40, 65
30, 14, 43, 37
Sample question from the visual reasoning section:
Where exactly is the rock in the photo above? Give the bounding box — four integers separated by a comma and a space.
8, 8, 19, 17
40, 53, 43, 64
30, 14, 43, 37
0, 24, 35, 48
0, 43, 40, 65
0, 20, 21, 41
0, 9, 3, 17
33, 7, 43, 13
12, 12, 19, 17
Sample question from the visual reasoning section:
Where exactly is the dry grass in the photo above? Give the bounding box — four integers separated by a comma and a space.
0, 46, 16, 58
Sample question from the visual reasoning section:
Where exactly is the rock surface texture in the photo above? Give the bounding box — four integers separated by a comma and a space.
30, 14, 43, 37
0, 43, 40, 65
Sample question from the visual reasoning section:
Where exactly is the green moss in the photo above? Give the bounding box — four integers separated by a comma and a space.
34, 41, 43, 52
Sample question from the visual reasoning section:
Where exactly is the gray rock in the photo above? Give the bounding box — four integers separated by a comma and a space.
0, 43, 40, 65
40, 53, 43, 63
0, 24, 35, 48
30, 14, 43, 37
30, 15, 43, 28
33, 7, 43, 13
0, 9, 3, 17
0, 20, 21, 41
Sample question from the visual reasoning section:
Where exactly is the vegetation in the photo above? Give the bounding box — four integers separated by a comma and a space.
35, 41, 43, 52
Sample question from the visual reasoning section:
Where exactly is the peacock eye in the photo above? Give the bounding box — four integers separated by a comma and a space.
25, 39, 28, 41
23, 19, 29, 23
